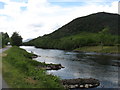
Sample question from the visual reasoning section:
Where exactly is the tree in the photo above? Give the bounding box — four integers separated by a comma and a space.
1, 32, 9, 47
11, 32, 22, 46
3, 33, 9, 45
99, 27, 110, 49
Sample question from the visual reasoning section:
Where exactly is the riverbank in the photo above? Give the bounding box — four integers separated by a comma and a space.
74, 46, 120, 54
2, 46, 64, 88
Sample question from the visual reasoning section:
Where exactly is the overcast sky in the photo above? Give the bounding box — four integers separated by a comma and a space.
0, 0, 119, 40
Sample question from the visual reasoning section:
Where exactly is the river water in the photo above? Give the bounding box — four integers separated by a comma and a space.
20, 46, 120, 88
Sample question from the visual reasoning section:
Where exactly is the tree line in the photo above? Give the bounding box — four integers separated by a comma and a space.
24, 28, 120, 50
0, 32, 22, 48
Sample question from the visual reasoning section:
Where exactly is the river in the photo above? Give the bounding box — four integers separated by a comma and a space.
20, 46, 120, 88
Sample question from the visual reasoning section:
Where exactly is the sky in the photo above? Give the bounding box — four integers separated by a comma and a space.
0, 0, 119, 40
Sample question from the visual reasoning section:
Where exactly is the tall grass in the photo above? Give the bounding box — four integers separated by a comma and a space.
2, 46, 64, 88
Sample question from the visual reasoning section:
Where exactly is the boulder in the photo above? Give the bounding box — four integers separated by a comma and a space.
61, 78, 100, 89
37, 64, 64, 70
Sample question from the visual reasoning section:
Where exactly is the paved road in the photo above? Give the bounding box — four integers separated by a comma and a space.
0, 46, 11, 89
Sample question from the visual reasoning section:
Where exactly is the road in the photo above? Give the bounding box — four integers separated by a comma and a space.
0, 46, 11, 89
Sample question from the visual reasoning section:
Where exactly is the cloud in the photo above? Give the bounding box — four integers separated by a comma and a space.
10, 0, 28, 3
0, 0, 119, 40
48, 0, 118, 3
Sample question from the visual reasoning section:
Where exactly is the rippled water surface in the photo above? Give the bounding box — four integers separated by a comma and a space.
20, 46, 120, 88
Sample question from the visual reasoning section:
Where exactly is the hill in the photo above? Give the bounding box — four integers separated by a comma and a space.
48, 12, 119, 38
24, 12, 120, 50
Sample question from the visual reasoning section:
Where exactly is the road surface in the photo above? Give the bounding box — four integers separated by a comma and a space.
0, 46, 11, 89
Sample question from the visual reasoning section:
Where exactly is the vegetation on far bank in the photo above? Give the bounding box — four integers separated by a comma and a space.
74, 46, 120, 54
24, 32, 119, 52
2, 46, 64, 88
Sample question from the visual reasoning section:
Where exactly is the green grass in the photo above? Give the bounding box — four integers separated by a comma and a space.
2, 46, 64, 88
75, 46, 120, 54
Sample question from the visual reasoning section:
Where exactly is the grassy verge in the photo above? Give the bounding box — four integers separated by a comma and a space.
2, 46, 64, 88
74, 46, 120, 54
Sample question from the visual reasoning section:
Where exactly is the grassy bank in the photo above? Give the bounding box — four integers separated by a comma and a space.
2, 46, 64, 88
74, 46, 120, 54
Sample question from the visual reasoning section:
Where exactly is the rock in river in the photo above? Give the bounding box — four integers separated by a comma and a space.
37, 64, 64, 70
61, 78, 100, 89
